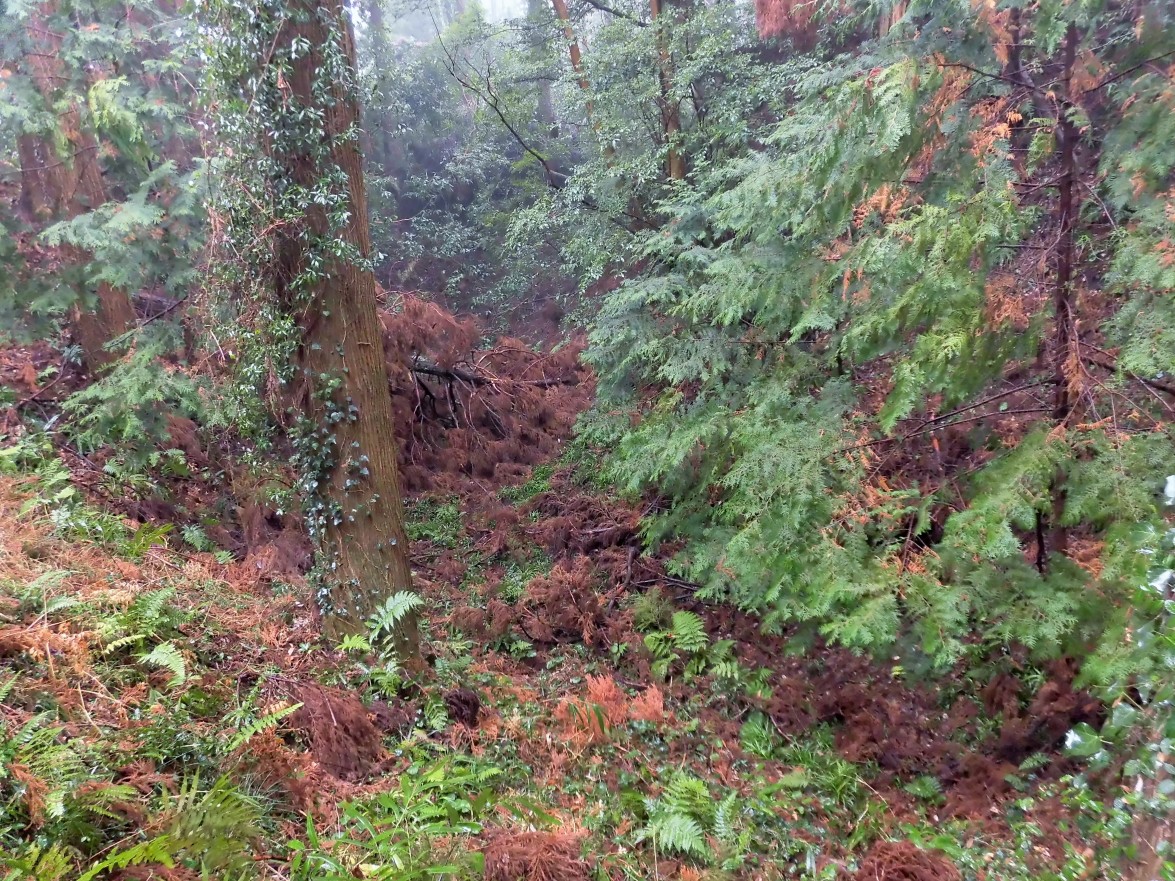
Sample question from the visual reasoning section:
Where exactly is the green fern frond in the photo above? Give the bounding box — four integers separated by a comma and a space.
102, 633, 145, 654
710, 659, 741, 681
669, 611, 708, 654
663, 772, 713, 823
100, 586, 185, 651
638, 812, 709, 859
223, 701, 302, 754
684, 654, 708, 680
368, 591, 424, 641
2, 842, 74, 881
139, 641, 186, 686
713, 792, 740, 843
77, 835, 178, 881
76, 783, 139, 820
134, 586, 179, 624
336, 633, 372, 653
423, 693, 449, 731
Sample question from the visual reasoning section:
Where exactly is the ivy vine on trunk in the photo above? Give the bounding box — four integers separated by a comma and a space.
203, 0, 418, 652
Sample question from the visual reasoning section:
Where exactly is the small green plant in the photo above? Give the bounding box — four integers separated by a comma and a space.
99, 587, 188, 655
224, 702, 303, 755
182, 524, 212, 552
609, 641, 630, 666
1, 843, 73, 881
2, 436, 176, 559
287, 759, 501, 880
903, 775, 944, 805
0, 713, 138, 854
77, 774, 263, 881
177, 525, 233, 564
739, 713, 777, 759
631, 586, 674, 632
338, 592, 426, 699
123, 522, 174, 559
499, 463, 555, 504
139, 641, 187, 687
499, 636, 536, 660
422, 693, 449, 731
643, 610, 735, 681
499, 551, 552, 604
368, 592, 425, 653
433, 636, 475, 681
636, 772, 750, 867
5, 569, 73, 618
405, 497, 463, 548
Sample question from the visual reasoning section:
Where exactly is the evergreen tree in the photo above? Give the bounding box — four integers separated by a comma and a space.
584, 0, 1175, 668
1, 0, 207, 465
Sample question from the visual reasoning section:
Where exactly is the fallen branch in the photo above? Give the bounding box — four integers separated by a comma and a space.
411, 361, 575, 389
1080, 343, 1175, 398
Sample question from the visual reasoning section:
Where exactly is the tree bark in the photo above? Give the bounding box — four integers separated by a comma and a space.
549, 0, 592, 103
1048, 23, 1082, 559
649, 0, 684, 180
879, 0, 906, 36
527, 0, 557, 130
20, 4, 137, 372
549, 0, 618, 163
17, 134, 57, 222
270, 0, 418, 651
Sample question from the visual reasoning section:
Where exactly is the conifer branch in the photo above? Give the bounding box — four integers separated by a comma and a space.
1082, 50, 1175, 95
911, 380, 1054, 430
832, 404, 1055, 458
936, 61, 1026, 90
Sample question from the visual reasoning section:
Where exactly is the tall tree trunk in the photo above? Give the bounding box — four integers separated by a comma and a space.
649, 0, 684, 180
1048, 23, 1082, 559
549, 0, 592, 103
549, 0, 617, 161
528, 0, 557, 131
879, 0, 906, 36
271, 0, 418, 651
361, 0, 394, 173
17, 134, 57, 222
21, 5, 137, 372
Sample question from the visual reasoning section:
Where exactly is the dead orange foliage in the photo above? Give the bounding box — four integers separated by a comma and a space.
629, 685, 666, 724
555, 674, 627, 745
483, 829, 592, 881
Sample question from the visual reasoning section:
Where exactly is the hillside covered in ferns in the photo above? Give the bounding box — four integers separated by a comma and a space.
0, 0, 1174, 879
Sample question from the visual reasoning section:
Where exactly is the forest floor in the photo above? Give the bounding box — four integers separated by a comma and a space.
0, 302, 1107, 881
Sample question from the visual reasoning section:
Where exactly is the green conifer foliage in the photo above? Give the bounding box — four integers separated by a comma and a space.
585, 0, 1175, 668
0, 0, 200, 343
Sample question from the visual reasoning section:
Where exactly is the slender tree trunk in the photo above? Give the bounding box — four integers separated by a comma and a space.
362, 0, 393, 173
17, 134, 57, 222
549, 0, 617, 162
21, 4, 136, 372
649, 0, 684, 180
1048, 23, 1082, 559
879, 0, 906, 36
527, 0, 557, 130
271, 0, 418, 651
549, 0, 592, 103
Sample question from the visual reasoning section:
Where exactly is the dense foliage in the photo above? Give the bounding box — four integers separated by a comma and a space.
1, 0, 1174, 877
582, 0, 1175, 672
